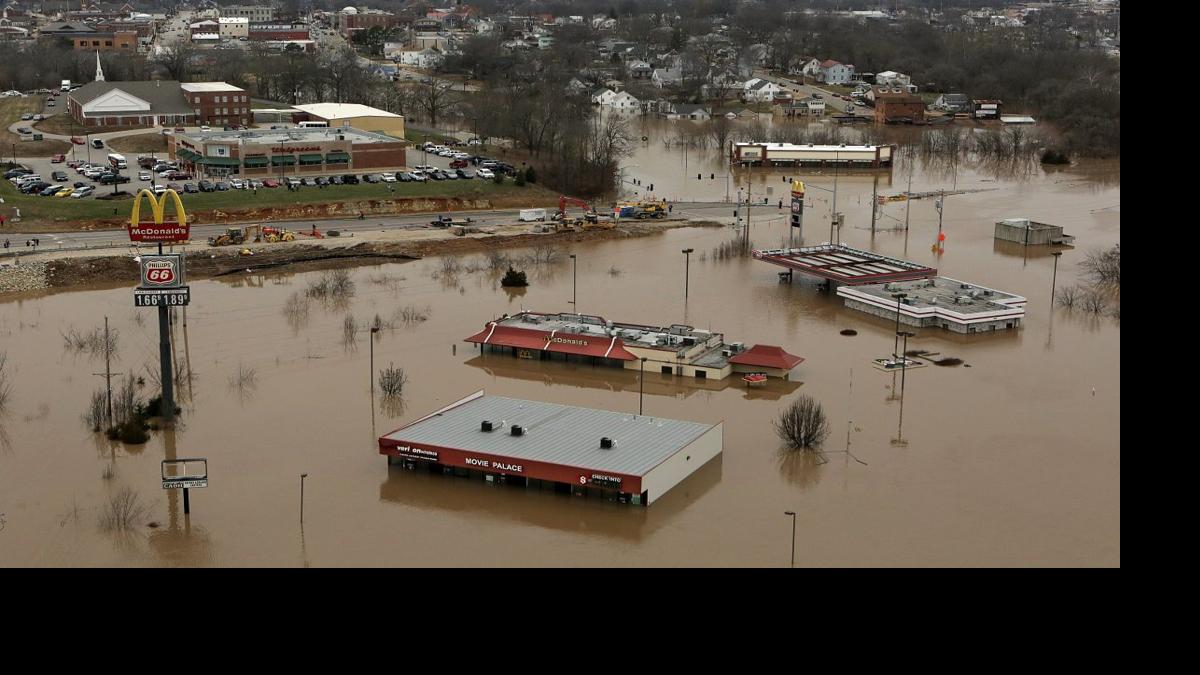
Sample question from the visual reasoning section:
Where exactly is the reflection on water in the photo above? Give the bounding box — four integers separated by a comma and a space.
0, 132, 1120, 566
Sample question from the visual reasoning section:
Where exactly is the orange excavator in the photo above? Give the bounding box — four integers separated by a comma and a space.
555, 196, 600, 228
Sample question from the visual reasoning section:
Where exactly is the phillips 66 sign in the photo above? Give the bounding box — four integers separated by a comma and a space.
140, 255, 185, 287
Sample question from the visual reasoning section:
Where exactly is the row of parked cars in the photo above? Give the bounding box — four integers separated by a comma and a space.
6, 168, 95, 198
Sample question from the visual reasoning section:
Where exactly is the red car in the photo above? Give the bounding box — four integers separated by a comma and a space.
174, 127, 185, 132
262, 179, 280, 188
50, 154, 66, 163
71, 136, 85, 145
449, 159, 469, 169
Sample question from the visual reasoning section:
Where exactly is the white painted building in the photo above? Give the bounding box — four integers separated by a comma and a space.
818, 59, 855, 84
742, 78, 784, 102
218, 16, 249, 39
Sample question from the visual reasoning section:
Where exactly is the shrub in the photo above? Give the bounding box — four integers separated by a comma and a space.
524, 166, 537, 183
514, 172, 526, 186
98, 487, 147, 532
84, 389, 107, 432
0, 351, 11, 412
1040, 149, 1071, 165
1080, 244, 1120, 286
493, 173, 504, 185
379, 363, 408, 397
501, 267, 528, 287
774, 395, 830, 452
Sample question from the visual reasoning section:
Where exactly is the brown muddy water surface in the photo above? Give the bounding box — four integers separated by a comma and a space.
0, 154, 1119, 567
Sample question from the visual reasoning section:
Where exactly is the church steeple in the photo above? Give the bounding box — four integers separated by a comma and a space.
94, 51, 105, 82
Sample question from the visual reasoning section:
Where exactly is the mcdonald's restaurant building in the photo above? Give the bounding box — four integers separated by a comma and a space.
166, 127, 409, 179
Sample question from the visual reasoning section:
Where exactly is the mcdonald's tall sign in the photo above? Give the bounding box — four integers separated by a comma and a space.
128, 188, 190, 243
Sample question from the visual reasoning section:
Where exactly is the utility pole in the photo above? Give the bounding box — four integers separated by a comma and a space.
831, 151, 840, 244
904, 164, 913, 231
870, 172, 879, 236
744, 159, 752, 248
104, 314, 112, 425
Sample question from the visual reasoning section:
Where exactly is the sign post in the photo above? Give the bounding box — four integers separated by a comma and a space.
130, 189, 190, 422
789, 180, 805, 248
162, 458, 208, 515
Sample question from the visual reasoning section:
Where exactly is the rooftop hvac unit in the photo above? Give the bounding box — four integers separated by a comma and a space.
929, 296, 938, 304
956, 296, 970, 304
722, 349, 732, 357
600, 437, 614, 449
731, 342, 745, 350
960, 283, 971, 289
481, 420, 494, 432
510, 425, 524, 437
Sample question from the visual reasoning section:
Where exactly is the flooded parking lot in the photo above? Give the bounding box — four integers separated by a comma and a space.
0, 133, 1119, 566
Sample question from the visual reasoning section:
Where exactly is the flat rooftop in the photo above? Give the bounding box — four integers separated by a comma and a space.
293, 102, 403, 119
381, 393, 714, 477
179, 126, 403, 145
497, 312, 721, 352
753, 244, 936, 284
996, 218, 1060, 231
734, 142, 887, 152
180, 82, 244, 92
842, 276, 1026, 315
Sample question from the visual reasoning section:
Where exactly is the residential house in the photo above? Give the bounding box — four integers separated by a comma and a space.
628, 60, 653, 80
775, 96, 825, 117
742, 78, 784, 103
651, 66, 682, 89
661, 103, 712, 121
591, 88, 617, 105
973, 100, 1002, 119
394, 48, 444, 69
818, 60, 855, 84
565, 78, 590, 95
933, 93, 970, 113
605, 91, 641, 111
798, 58, 822, 78
875, 70, 917, 93
538, 34, 555, 49
703, 68, 745, 99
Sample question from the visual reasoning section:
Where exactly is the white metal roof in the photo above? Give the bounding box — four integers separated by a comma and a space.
180, 82, 244, 93
382, 393, 715, 476
293, 103, 402, 120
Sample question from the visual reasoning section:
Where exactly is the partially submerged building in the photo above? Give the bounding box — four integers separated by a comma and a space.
994, 218, 1074, 246
837, 277, 1027, 333
379, 391, 723, 505
464, 311, 803, 380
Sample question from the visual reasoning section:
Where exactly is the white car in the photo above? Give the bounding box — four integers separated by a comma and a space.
229, 179, 244, 189
70, 185, 95, 198
380, 173, 396, 182
138, 171, 152, 180
152, 184, 167, 195
409, 171, 427, 182
199, 125, 210, 132
475, 168, 494, 179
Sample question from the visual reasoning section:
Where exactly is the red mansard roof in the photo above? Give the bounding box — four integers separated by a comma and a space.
728, 344, 804, 370
464, 322, 638, 361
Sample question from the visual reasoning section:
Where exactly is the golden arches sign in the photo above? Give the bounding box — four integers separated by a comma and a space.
128, 188, 190, 243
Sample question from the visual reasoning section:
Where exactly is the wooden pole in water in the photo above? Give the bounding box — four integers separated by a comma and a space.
870, 172, 878, 235
104, 316, 113, 428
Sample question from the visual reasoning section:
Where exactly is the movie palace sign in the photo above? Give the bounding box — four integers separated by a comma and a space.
464, 456, 524, 473
128, 188, 190, 243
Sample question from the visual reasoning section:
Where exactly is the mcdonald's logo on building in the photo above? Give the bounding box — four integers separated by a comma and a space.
128, 188, 190, 243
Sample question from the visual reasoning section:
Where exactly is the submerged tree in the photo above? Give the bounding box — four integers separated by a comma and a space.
774, 395, 830, 452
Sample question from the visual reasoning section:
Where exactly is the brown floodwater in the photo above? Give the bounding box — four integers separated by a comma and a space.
0, 131, 1119, 567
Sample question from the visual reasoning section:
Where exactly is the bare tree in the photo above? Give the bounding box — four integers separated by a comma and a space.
774, 395, 831, 452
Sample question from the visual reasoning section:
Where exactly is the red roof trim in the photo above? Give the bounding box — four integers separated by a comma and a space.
729, 344, 804, 370
464, 323, 637, 361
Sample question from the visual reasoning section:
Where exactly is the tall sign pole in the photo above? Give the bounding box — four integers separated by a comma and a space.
130, 189, 191, 422
789, 179, 805, 249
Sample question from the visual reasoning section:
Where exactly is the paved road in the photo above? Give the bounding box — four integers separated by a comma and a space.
753, 70, 861, 114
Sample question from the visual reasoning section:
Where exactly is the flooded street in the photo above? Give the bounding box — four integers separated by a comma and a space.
0, 123, 1119, 566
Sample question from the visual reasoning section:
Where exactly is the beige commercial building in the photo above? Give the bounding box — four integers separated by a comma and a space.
292, 103, 405, 138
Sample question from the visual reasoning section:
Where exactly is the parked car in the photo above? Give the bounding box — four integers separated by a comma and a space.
55, 186, 75, 197
19, 113, 32, 120
92, 139, 104, 148
183, 183, 198, 193
70, 185, 95, 198
51, 154, 66, 164
341, 174, 359, 184
71, 136, 84, 145
16, 127, 31, 135
476, 168, 495, 179
380, 173, 396, 183
315, 176, 329, 186
198, 180, 215, 192
427, 171, 444, 181
73, 181, 86, 188
328, 175, 343, 185
138, 171, 152, 181
396, 172, 413, 182
449, 159, 468, 169
247, 180, 263, 189
215, 181, 229, 191
168, 171, 191, 180
166, 182, 183, 192
99, 173, 130, 185
262, 179, 280, 188
299, 177, 313, 186
39, 184, 64, 196
443, 170, 458, 180
229, 179, 244, 189
152, 184, 168, 195
51, 170, 67, 181
363, 174, 381, 183
199, 125, 210, 132
20, 181, 49, 194
286, 177, 300, 187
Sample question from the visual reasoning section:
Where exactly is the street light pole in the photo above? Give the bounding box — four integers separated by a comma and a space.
1051, 251, 1063, 304
682, 248, 694, 300
300, 473, 308, 524
369, 325, 380, 391
891, 292, 907, 359
569, 254, 577, 311
638, 357, 647, 415
784, 511, 797, 568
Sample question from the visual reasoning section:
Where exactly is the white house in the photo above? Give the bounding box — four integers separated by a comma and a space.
565, 78, 590, 95
662, 103, 711, 121
818, 60, 855, 84
607, 91, 641, 110
742, 78, 784, 102
875, 70, 917, 92
395, 48, 444, 69
591, 88, 617, 105
651, 67, 681, 88
798, 58, 822, 78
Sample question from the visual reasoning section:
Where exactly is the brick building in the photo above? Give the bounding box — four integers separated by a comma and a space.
248, 23, 311, 41
873, 87, 926, 124
167, 126, 410, 179
71, 30, 138, 51
180, 83, 251, 127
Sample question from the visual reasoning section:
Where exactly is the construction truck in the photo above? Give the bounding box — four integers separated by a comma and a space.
261, 226, 295, 243
556, 196, 599, 224
208, 226, 251, 247
634, 201, 668, 219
